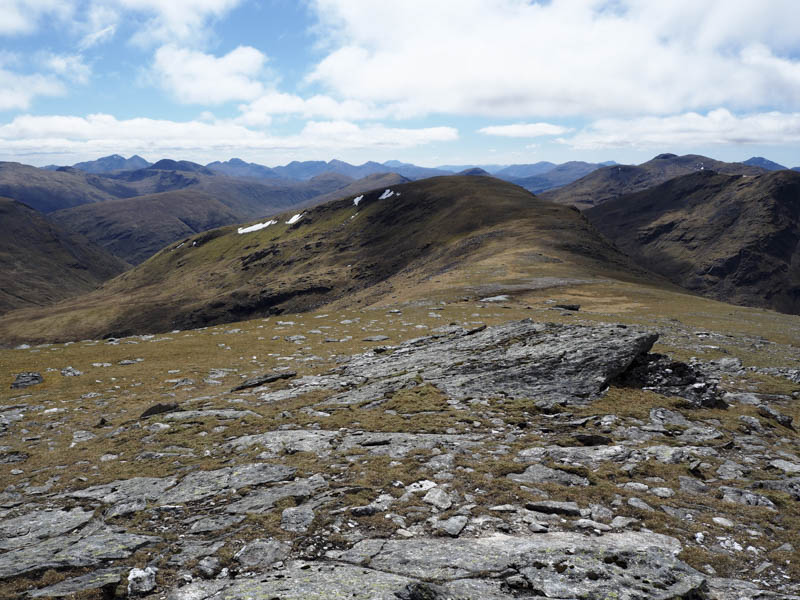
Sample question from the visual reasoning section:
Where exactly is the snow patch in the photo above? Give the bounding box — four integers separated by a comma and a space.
353, 195, 363, 206
286, 213, 304, 225
378, 189, 395, 200
238, 220, 277, 235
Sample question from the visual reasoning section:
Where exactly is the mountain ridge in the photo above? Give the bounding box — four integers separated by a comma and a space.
586, 169, 800, 315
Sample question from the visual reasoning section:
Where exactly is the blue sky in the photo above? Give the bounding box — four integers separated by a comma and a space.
1, 0, 800, 168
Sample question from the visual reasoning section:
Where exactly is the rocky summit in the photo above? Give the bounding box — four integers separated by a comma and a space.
1, 302, 799, 599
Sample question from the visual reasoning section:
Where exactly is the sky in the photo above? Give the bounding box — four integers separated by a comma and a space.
1, 0, 800, 168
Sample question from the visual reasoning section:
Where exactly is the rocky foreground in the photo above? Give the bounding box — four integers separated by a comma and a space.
2, 309, 799, 599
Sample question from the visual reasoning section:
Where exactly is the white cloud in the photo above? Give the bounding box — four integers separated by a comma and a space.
563, 109, 800, 149
237, 92, 380, 125
0, 69, 64, 110
118, 0, 242, 46
479, 123, 570, 138
41, 53, 91, 85
307, 0, 800, 119
0, 0, 73, 35
153, 45, 267, 104
0, 114, 459, 163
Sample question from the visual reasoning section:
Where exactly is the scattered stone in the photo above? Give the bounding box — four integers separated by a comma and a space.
140, 402, 179, 418
720, 486, 776, 509
281, 506, 315, 532
0, 527, 159, 579
128, 566, 157, 596
524, 501, 581, 516
436, 515, 468, 537
613, 353, 725, 408
363, 335, 390, 342
575, 518, 612, 532
554, 303, 580, 311
28, 568, 122, 598
105, 497, 147, 519
195, 556, 221, 579
423, 487, 453, 510
234, 539, 290, 568
769, 459, 800, 475
189, 514, 245, 533
60, 366, 82, 377
508, 464, 589, 486
231, 371, 297, 392
758, 404, 794, 429
713, 517, 734, 527
627, 497, 654, 511
71, 430, 96, 446
10, 372, 43, 389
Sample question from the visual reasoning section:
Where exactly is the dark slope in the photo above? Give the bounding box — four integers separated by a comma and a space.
0, 162, 137, 212
49, 189, 246, 265
72, 154, 151, 174
0, 198, 129, 314
1, 176, 658, 342
586, 170, 800, 315
542, 153, 766, 209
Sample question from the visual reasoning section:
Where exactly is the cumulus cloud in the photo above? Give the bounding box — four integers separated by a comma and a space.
0, 0, 73, 36
479, 123, 570, 138
237, 92, 380, 125
118, 0, 242, 46
307, 0, 800, 118
41, 53, 91, 85
153, 45, 267, 104
0, 113, 459, 163
0, 69, 64, 110
563, 109, 800, 149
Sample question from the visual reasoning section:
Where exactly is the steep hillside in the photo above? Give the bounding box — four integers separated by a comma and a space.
542, 153, 766, 209
0, 198, 128, 314
49, 190, 247, 265
0, 176, 659, 342
51, 174, 360, 264
0, 162, 137, 212
586, 170, 800, 314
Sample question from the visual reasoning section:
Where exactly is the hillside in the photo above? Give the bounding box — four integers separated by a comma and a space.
586, 170, 800, 314
0, 197, 129, 314
542, 153, 766, 209
0, 162, 137, 212
49, 190, 247, 265
299, 172, 410, 207
0, 176, 660, 343
51, 174, 361, 264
